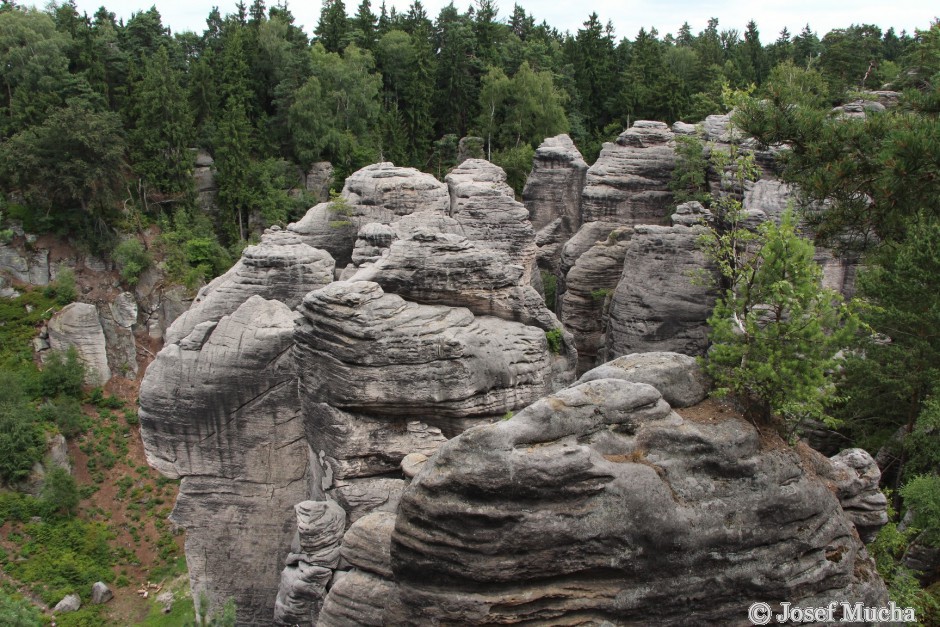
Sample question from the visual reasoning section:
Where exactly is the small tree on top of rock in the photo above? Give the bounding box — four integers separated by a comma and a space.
703, 208, 858, 435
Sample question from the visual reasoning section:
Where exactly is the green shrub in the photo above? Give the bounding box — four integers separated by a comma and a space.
901, 475, 940, 546
113, 239, 152, 287
590, 288, 612, 302
7, 518, 114, 604
39, 396, 87, 438
0, 587, 43, 627
40, 467, 80, 519
545, 329, 563, 355
43, 268, 77, 305
540, 271, 557, 312
0, 402, 44, 484
39, 348, 85, 399
491, 145, 535, 198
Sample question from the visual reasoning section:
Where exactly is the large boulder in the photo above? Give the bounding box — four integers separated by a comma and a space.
391, 378, 889, 624
605, 225, 718, 358
166, 227, 334, 344
578, 351, 708, 408
581, 121, 676, 226
47, 302, 111, 385
140, 296, 316, 625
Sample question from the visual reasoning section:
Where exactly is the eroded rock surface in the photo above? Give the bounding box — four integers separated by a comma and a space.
606, 225, 717, 358
273, 500, 345, 626
578, 351, 708, 408
560, 227, 632, 372
391, 378, 889, 624
581, 121, 676, 226
140, 296, 317, 624
523, 134, 587, 242
824, 448, 889, 544
166, 228, 334, 344
47, 302, 111, 385
446, 159, 538, 284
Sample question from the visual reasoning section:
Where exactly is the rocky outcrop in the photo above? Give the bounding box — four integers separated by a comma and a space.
47, 302, 111, 385
343, 163, 450, 218
350, 230, 563, 334
294, 281, 557, 428
273, 500, 345, 626
581, 121, 676, 226
0, 242, 50, 286
523, 134, 587, 234
446, 159, 538, 284
578, 351, 708, 408
391, 377, 889, 624
605, 225, 718, 359
559, 227, 632, 372
304, 162, 334, 202
289, 163, 449, 268
140, 296, 317, 625
824, 449, 888, 544
319, 511, 401, 626
165, 228, 334, 344
97, 294, 138, 380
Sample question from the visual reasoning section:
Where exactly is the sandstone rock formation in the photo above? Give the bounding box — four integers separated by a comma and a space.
559, 226, 632, 372
273, 500, 345, 626
578, 351, 708, 408
289, 163, 449, 268
446, 159, 538, 284
165, 227, 334, 344
0, 242, 50, 286
605, 225, 717, 359
140, 296, 317, 624
523, 134, 587, 249
824, 448, 889, 544
581, 121, 676, 225
391, 377, 889, 624
47, 302, 111, 385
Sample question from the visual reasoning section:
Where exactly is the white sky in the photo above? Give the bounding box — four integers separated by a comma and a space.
64, 0, 938, 40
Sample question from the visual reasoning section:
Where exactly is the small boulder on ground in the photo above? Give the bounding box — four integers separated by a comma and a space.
91, 581, 113, 604
54, 593, 81, 613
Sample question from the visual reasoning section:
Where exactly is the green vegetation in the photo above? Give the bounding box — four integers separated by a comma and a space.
545, 328, 563, 355
0, 587, 44, 627
540, 271, 557, 312
113, 239, 153, 287
703, 210, 857, 433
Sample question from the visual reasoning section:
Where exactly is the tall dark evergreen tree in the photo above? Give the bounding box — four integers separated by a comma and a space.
315, 0, 349, 53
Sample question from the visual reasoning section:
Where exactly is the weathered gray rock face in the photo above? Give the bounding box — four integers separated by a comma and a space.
578, 351, 708, 408
319, 511, 401, 626
0, 243, 50, 286
290, 163, 450, 268
581, 121, 676, 226
343, 162, 450, 218
140, 296, 317, 625
523, 134, 587, 233
305, 162, 334, 202
446, 159, 538, 284
606, 225, 718, 359
824, 449, 888, 544
273, 500, 345, 626
350, 230, 567, 337
166, 228, 334, 344
391, 377, 889, 625
47, 302, 112, 385
97, 301, 138, 380
294, 281, 556, 425
560, 227, 632, 373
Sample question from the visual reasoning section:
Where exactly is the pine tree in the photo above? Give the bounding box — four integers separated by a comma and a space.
129, 46, 195, 203
315, 0, 349, 53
